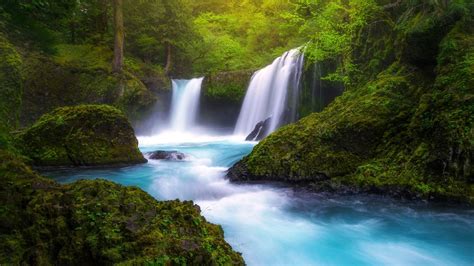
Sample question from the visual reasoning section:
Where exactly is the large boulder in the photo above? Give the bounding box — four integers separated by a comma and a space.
18, 104, 146, 167
0, 150, 244, 265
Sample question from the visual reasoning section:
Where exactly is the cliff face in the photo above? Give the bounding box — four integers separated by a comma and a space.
228, 3, 474, 204
0, 150, 244, 265
19, 45, 161, 126
198, 70, 253, 128
0, 33, 23, 132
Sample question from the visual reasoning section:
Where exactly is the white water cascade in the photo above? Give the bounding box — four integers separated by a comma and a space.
169, 77, 204, 131
234, 48, 304, 137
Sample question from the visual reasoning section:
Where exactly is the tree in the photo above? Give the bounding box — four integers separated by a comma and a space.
112, 0, 124, 73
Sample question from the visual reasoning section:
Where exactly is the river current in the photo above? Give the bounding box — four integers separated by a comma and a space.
45, 133, 474, 266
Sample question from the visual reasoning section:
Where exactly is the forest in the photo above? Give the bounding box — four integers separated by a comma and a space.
0, 0, 473, 265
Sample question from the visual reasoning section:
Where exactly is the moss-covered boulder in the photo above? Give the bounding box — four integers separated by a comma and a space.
0, 150, 244, 265
18, 105, 146, 167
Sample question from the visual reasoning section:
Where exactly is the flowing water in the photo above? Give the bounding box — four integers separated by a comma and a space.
234, 49, 304, 137
44, 76, 473, 265
46, 135, 474, 266
169, 78, 204, 131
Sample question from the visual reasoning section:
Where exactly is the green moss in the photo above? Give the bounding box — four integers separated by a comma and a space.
17, 105, 146, 167
115, 74, 157, 122
20, 45, 157, 126
53, 44, 113, 72
203, 70, 252, 102
0, 150, 244, 265
0, 33, 23, 131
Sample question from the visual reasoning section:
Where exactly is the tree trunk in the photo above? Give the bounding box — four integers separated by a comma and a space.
100, 0, 108, 35
70, 21, 76, 44
165, 43, 173, 76
112, 0, 124, 73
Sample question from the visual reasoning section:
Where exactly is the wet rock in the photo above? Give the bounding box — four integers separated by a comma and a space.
245, 117, 272, 141
148, 150, 187, 161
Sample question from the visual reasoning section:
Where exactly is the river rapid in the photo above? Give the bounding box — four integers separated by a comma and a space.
46, 133, 474, 266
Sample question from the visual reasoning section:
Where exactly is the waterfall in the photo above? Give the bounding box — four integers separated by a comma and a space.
169, 77, 204, 131
234, 48, 304, 137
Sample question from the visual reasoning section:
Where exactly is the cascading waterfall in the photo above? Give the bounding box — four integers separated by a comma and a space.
234, 48, 304, 137
169, 77, 204, 131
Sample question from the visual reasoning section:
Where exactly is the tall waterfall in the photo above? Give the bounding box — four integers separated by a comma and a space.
234, 48, 304, 137
169, 77, 204, 131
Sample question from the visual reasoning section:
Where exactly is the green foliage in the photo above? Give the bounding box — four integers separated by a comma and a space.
17, 105, 146, 167
294, 0, 382, 85
124, 0, 194, 66
0, 150, 244, 265
184, 0, 301, 74
54, 44, 112, 71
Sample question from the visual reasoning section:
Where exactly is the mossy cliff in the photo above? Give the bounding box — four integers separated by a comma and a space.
19, 44, 162, 125
0, 33, 23, 131
199, 70, 253, 128
0, 150, 244, 265
202, 70, 252, 103
18, 105, 146, 167
228, 3, 474, 204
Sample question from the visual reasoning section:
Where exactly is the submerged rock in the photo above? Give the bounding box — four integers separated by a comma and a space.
148, 150, 187, 161
17, 104, 147, 167
0, 150, 244, 265
245, 117, 272, 141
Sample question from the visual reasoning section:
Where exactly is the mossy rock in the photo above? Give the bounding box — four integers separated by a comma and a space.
18, 105, 146, 167
229, 64, 418, 182
0, 150, 244, 265
0, 33, 23, 131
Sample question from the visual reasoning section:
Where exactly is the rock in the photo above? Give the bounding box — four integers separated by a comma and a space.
245, 117, 272, 141
17, 104, 147, 167
148, 150, 187, 161
0, 150, 245, 265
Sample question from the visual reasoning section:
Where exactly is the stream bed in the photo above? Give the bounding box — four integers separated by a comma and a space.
45, 134, 474, 266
